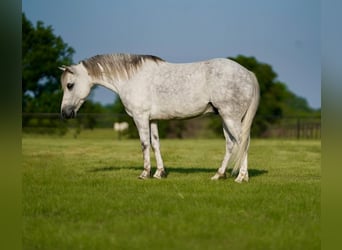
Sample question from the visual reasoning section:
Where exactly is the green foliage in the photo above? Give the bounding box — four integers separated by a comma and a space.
22, 13, 75, 113
23, 135, 320, 249
22, 115, 68, 135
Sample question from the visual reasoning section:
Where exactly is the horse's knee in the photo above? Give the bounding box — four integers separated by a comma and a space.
140, 141, 150, 152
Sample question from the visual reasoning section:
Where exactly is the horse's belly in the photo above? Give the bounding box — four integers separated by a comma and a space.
150, 98, 210, 120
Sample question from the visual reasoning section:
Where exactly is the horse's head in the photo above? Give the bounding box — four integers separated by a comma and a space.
59, 64, 93, 119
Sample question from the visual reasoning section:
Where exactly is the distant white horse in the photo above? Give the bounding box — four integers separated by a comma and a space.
59, 54, 259, 182
113, 121, 129, 140
113, 122, 129, 132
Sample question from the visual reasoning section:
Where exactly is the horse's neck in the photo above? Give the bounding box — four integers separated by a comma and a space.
77, 62, 122, 94
92, 77, 122, 94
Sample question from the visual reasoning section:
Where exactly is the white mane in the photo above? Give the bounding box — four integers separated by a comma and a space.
81, 53, 164, 81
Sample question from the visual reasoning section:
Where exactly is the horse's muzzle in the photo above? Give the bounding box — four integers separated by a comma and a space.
61, 106, 76, 119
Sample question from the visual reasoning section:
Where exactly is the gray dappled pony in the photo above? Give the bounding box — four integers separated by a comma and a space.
59, 54, 259, 182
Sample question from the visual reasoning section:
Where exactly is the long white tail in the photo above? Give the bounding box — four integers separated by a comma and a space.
231, 72, 260, 174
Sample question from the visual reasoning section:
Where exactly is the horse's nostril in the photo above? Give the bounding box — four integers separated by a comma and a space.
61, 107, 75, 119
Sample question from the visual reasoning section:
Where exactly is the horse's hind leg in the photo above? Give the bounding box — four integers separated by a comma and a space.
235, 153, 249, 183
150, 122, 166, 179
211, 119, 239, 180
235, 136, 250, 183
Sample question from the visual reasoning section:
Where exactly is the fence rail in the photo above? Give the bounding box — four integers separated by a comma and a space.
261, 117, 321, 139
22, 113, 320, 139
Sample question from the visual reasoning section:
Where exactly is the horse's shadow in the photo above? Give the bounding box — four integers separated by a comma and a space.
88, 166, 268, 177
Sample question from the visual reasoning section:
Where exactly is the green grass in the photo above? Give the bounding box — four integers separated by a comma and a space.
22, 130, 320, 250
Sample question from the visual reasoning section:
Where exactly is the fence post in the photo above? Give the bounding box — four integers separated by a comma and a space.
297, 118, 301, 140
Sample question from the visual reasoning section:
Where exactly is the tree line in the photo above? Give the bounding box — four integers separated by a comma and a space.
22, 13, 320, 137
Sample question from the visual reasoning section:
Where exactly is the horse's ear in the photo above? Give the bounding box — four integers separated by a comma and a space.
58, 65, 74, 74
58, 66, 66, 71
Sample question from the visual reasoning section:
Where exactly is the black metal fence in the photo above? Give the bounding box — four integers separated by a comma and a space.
260, 117, 321, 139
22, 113, 320, 139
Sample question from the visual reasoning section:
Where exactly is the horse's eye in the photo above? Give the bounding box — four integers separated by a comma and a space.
67, 83, 74, 90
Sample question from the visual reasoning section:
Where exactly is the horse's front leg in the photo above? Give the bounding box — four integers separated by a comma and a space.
133, 115, 152, 179
150, 122, 166, 179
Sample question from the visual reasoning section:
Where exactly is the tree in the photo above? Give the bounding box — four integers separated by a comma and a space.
22, 13, 75, 113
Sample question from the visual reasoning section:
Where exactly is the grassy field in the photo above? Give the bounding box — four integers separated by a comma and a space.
22, 130, 320, 250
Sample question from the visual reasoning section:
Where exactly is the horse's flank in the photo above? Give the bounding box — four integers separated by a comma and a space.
81, 54, 164, 81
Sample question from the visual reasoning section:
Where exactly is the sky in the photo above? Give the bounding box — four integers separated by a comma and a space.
22, 0, 320, 109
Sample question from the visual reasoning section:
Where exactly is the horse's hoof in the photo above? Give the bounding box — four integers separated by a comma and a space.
234, 172, 249, 183
211, 172, 227, 180
138, 170, 151, 180
153, 169, 167, 179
